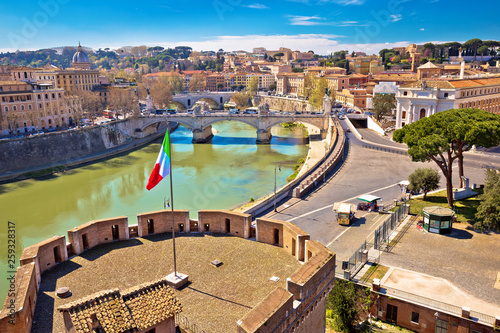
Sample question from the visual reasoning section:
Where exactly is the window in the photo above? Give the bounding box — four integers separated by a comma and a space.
444, 93, 448, 98
403, 91, 408, 96
436, 318, 448, 333
13, 106, 17, 111
402, 111, 407, 119
387, 304, 398, 323
4, 106, 8, 112
411, 312, 419, 324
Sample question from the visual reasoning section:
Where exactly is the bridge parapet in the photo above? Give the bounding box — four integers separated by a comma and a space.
138, 113, 331, 144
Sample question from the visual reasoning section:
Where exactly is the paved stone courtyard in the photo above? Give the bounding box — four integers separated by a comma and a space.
380, 220, 500, 309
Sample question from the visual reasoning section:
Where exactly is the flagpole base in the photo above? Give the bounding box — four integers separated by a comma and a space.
165, 272, 189, 289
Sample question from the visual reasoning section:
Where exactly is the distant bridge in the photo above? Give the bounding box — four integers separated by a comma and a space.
172, 92, 234, 109
137, 113, 331, 144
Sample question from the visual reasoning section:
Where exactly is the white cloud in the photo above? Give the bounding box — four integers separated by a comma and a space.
286, 0, 364, 5
390, 14, 402, 22
420, 28, 425, 31
287, 15, 365, 26
144, 34, 414, 55
288, 15, 325, 26
243, 3, 269, 9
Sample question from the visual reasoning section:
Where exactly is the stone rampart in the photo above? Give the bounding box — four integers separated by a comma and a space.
0, 209, 336, 333
0, 123, 131, 175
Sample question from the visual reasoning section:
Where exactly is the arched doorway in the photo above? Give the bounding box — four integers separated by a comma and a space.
420, 108, 426, 119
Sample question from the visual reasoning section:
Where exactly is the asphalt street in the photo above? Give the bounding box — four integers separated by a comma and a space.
263, 125, 500, 261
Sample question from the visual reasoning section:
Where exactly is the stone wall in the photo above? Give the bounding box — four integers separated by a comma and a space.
67, 216, 129, 255
253, 96, 314, 112
0, 123, 131, 174
137, 210, 190, 236
198, 210, 251, 237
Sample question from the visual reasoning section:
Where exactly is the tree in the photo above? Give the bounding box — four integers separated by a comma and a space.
422, 43, 436, 58
108, 88, 140, 117
230, 92, 250, 108
74, 90, 102, 118
148, 77, 173, 109
301, 72, 316, 99
273, 52, 285, 62
475, 168, 500, 231
269, 82, 277, 91
309, 77, 329, 111
477, 45, 489, 62
394, 108, 500, 207
463, 38, 483, 60
326, 280, 369, 333
217, 83, 224, 91
189, 73, 205, 92
247, 76, 259, 96
372, 93, 395, 121
408, 168, 440, 199
169, 71, 185, 93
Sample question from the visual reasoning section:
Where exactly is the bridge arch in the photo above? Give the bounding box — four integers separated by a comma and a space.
171, 101, 187, 111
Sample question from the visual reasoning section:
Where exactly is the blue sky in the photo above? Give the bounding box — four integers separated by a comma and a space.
1, 0, 499, 54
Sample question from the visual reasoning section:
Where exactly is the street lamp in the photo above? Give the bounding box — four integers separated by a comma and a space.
274, 165, 281, 212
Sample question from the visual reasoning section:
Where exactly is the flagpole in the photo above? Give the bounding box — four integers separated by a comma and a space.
167, 119, 177, 277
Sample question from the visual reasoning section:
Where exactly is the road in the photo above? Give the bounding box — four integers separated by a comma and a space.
261, 122, 500, 263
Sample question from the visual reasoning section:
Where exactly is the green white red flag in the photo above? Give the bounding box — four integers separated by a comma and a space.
146, 132, 171, 191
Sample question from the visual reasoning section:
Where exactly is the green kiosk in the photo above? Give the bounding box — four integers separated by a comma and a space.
422, 206, 454, 234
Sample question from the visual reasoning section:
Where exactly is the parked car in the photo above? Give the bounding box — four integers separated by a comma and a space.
345, 128, 351, 133
187, 109, 194, 115
203, 111, 211, 115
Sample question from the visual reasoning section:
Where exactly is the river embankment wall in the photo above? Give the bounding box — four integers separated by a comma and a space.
0, 119, 171, 182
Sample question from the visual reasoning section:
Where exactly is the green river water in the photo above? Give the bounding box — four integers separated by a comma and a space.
0, 121, 308, 301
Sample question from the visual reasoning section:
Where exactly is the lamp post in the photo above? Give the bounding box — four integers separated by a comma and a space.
274, 165, 281, 212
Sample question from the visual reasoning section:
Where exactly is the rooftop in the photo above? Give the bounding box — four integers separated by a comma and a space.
31, 233, 301, 333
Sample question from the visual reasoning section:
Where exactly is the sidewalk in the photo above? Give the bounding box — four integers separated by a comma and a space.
296, 122, 326, 178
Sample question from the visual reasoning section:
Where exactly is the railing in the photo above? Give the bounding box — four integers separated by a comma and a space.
362, 143, 408, 156
382, 286, 463, 315
470, 310, 497, 326
374, 204, 407, 250
176, 315, 207, 333
340, 277, 498, 327
346, 240, 367, 274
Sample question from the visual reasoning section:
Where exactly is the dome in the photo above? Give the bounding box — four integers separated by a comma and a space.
73, 43, 90, 63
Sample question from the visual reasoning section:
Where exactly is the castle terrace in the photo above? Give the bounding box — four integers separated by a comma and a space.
30, 232, 303, 332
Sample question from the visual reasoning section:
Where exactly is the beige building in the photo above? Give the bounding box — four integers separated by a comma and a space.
396, 77, 500, 128
350, 55, 384, 75
276, 73, 305, 96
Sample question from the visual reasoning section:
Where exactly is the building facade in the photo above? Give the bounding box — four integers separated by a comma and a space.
395, 78, 500, 128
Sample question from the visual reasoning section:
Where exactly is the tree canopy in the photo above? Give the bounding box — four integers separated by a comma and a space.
372, 93, 395, 121
393, 108, 500, 207
408, 168, 440, 199
475, 168, 500, 231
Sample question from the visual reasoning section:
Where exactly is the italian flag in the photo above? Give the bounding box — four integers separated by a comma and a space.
146, 132, 171, 191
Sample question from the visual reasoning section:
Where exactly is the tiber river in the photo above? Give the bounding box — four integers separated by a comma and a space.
0, 121, 308, 301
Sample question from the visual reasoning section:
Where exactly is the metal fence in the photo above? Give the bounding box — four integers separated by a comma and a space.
346, 240, 367, 274
374, 204, 407, 250
176, 315, 207, 333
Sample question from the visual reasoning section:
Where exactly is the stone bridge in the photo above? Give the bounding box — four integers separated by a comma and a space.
172, 92, 234, 109
137, 113, 331, 144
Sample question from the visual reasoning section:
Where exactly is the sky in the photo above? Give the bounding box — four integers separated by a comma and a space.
0, 0, 499, 54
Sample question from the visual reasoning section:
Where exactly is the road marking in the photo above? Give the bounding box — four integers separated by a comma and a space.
287, 181, 402, 223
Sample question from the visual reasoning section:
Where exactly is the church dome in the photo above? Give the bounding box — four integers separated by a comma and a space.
73, 43, 90, 63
